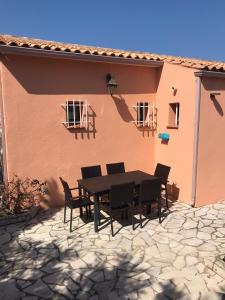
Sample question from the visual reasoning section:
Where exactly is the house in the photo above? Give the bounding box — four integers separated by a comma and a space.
0, 34, 225, 207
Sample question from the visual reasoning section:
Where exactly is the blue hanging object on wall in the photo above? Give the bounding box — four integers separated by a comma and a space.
158, 133, 170, 141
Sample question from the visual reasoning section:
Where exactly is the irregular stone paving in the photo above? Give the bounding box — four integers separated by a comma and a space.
1, 201, 225, 299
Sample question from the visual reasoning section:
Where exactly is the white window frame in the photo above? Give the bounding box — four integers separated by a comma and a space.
168, 102, 180, 127
132, 101, 156, 128
61, 99, 89, 129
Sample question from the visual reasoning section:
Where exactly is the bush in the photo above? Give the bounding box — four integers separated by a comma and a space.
0, 175, 48, 215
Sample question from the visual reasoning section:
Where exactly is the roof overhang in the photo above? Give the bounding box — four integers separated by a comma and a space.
195, 70, 225, 78
0, 45, 163, 68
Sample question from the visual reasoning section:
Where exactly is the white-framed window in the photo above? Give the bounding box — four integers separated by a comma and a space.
132, 101, 156, 128
168, 102, 180, 128
62, 100, 89, 129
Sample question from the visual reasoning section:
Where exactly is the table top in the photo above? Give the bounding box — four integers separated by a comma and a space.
77, 170, 158, 195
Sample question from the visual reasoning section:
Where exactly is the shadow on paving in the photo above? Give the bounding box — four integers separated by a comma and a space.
0, 234, 188, 300
98, 198, 171, 236
1, 202, 225, 299
0, 206, 179, 299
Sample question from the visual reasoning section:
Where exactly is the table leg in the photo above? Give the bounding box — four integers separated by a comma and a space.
97, 195, 101, 226
158, 197, 162, 224
78, 185, 83, 217
94, 194, 99, 232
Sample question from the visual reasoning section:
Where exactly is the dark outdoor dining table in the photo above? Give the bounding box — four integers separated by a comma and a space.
77, 170, 158, 232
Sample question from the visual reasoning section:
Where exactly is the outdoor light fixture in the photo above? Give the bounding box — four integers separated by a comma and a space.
210, 91, 221, 97
106, 73, 118, 95
172, 86, 177, 96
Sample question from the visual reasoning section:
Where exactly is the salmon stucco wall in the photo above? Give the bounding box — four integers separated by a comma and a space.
1, 54, 159, 206
155, 63, 196, 204
196, 76, 225, 206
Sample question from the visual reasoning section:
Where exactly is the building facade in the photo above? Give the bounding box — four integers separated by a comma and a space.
0, 35, 225, 207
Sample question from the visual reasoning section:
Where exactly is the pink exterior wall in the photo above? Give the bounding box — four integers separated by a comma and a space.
155, 63, 196, 204
0, 54, 159, 206
196, 76, 225, 206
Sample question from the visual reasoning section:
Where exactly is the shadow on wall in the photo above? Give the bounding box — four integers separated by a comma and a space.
161, 139, 169, 145
111, 94, 157, 138
138, 127, 155, 138
167, 183, 180, 202
112, 95, 134, 123
3, 55, 158, 95
202, 78, 225, 117
210, 95, 224, 117
42, 177, 64, 208
155, 67, 163, 93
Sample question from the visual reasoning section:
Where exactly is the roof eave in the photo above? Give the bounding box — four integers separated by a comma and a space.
195, 70, 225, 78
0, 44, 163, 68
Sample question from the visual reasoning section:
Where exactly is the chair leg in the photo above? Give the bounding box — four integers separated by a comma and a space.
110, 213, 114, 237
132, 205, 135, 230
158, 198, 162, 224
139, 204, 142, 228
64, 204, 66, 223
97, 196, 101, 226
165, 185, 169, 210
147, 203, 151, 215
79, 207, 83, 217
85, 206, 88, 219
88, 205, 91, 218
70, 208, 73, 232
78, 186, 83, 217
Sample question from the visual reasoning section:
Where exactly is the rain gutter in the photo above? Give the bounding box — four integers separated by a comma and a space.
191, 75, 201, 207
0, 45, 163, 68
0, 56, 8, 182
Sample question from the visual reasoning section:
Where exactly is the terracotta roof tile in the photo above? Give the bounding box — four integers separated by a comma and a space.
0, 34, 225, 72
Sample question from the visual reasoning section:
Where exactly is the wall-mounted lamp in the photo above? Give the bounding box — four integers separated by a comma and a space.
210, 91, 221, 97
172, 86, 177, 96
106, 73, 118, 95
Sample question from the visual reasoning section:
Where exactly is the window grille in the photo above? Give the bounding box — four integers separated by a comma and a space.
132, 101, 157, 128
61, 100, 89, 129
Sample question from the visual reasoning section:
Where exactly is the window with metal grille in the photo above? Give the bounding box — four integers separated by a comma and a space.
62, 100, 89, 129
132, 101, 156, 128
137, 102, 148, 126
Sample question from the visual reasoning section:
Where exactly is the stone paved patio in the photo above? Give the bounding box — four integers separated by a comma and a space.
1, 201, 225, 299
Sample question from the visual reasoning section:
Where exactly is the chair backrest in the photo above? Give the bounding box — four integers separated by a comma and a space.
154, 163, 171, 183
81, 165, 102, 179
139, 179, 161, 203
109, 181, 134, 209
106, 162, 125, 175
59, 177, 72, 205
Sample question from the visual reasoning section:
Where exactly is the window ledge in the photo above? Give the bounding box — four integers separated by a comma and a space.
167, 125, 179, 129
62, 123, 86, 129
67, 125, 85, 129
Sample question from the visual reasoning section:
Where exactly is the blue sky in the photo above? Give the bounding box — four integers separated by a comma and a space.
0, 0, 225, 61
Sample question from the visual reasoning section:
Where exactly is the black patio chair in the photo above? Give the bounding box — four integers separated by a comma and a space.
81, 165, 102, 179
154, 163, 171, 209
135, 179, 162, 228
109, 181, 135, 236
59, 177, 93, 232
106, 162, 125, 175
81, 165, 105, 222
